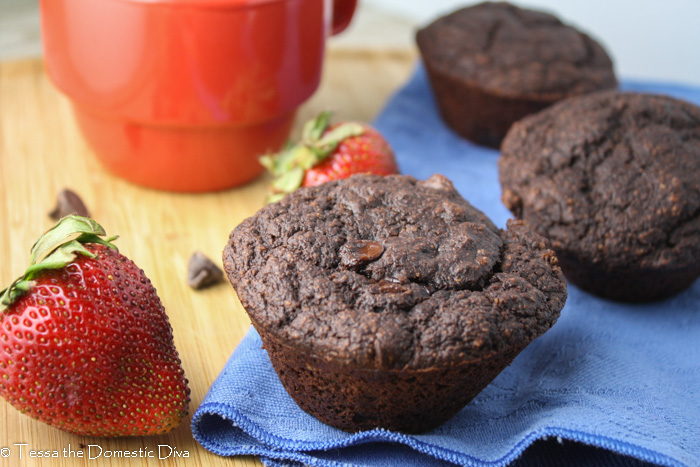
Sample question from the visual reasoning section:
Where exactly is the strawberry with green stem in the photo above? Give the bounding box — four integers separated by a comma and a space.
0, 216, 189, 436
260, 111, 399, 202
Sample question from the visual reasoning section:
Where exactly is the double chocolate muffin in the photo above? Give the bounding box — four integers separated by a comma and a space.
224, 174, 566, 433
499, 91, 700, 302
416, 2, 617, 148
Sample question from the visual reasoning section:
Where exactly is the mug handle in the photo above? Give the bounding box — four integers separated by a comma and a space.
331, 0, 358, 35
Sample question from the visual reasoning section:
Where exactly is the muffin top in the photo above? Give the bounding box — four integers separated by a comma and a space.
224, 174, 565, 370
416, 2, 617, 97
499, 91, 700, 271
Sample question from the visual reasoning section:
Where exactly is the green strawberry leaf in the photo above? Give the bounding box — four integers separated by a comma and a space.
26, 240, 94, 275
1, 215, 118, 311
0, 279, 33, 310
271, 166, 305, 194
295, 146, 324, 170
260, 112, 366, 204
258, 153, 278, 174
266, 193, 287, 204
314, 122, 364, 154
30, 216, 116, 264
302, 111, 331, 144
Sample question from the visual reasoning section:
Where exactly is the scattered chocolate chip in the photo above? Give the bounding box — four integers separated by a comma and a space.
49, 188, 90, 220
187, 251, 224, 289
339, 239, 384, 270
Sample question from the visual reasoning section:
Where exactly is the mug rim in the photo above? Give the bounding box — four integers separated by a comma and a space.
103, 0, 301, 8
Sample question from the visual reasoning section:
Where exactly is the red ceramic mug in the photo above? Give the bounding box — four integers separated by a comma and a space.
40, 0, 357, 192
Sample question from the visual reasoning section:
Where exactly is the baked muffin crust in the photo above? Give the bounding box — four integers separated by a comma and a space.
416, 2, 617, 148
499, 91, 700, 301
417, 2, 616, 98
225, 174, 566, 369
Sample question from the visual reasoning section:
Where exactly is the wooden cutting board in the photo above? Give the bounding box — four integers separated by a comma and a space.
0, 48, 416, 466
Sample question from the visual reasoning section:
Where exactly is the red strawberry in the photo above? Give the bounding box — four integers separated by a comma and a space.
0, 216, 189, 437
260, 111, 398, 202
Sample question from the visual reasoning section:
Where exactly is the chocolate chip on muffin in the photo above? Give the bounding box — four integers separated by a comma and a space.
499, 90, 700, 302
224, 173, 566, 433
416, 2, 617, 148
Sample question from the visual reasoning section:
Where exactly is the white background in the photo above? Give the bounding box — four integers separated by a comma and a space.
363, 0, 700, 86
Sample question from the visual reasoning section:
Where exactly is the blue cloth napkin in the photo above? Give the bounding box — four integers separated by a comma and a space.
191, 64, 700, 467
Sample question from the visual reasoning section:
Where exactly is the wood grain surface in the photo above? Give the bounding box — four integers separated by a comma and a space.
0, 48, 416, 466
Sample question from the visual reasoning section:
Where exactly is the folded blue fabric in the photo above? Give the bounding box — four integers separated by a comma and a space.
191, 64, 700, 467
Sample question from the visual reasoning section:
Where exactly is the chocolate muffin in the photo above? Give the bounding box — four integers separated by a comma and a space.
416, 2, 617, 148
499, 91, 700, 302
224, 174, 566, 433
